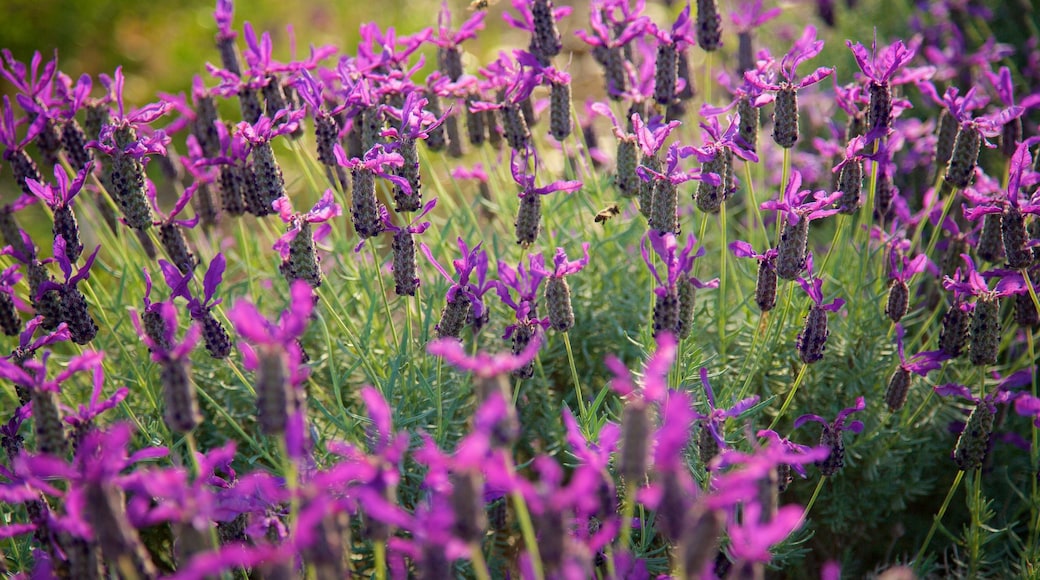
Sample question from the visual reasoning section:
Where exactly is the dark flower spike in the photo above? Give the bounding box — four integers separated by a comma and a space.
796, 253, 845, 312
761, 169, 841, 225
793, 395, 866, 476
694, 367, 760, 455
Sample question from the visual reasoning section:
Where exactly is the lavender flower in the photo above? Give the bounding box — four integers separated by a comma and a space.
984, 65, 1040, 158
89, 67, 170, 231
0, 95, 44, 198
0, 264, 25, 336
503, 0, 571, 65
933, 383, 1011, 471
846, 34, 919, 133
229, 280, 314, 445
642, 231, 718, 337
731, 240, 779, 312
496, 252, 551, 378
942, 254, 1019, 366
1, 50, 63, 168
431, 2, 485, 81
885, 324, 949, 412
730, 0, 780, 74
272, 189, 341, 288
335, 143, 408, 239
575, 1, 647, 99
794, 253, 845, 364
691, 112, 758, 214
421, 237, 491, 339
745, 25, 834, 148
693, 367, 760, 466
510, 146, 582, 247
38, 236, 101, 345
147, 181, 200, 274
163, 253, 231, 359
131, 302, 203, 433
761, 170, 841, 280
234, 108, 304, 216
884, 247, 928, 322
381, 199, 436, 296
381, 92, 447, 212
531, 243, 590, 333
647, 4, 696, 105
631, 113, 681, 219
794, 396, 866, 476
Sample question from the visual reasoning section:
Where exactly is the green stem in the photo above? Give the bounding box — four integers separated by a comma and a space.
767, 363, 809, 431
913, 469, 965, 570
512, 491, 545, 580
373, 540, 387, 580
562, 332, 587, 422
718, 202, 729, 356
1028, 331, 1039, 558
777, 148, 790, 242
743, 161, 767, 249
704, 51, 713, 106
798, 476, 828, 528
617, 481, 637, 552
470, 543, 492, 580
368, 241, 399, 347
279, 438, 300, 526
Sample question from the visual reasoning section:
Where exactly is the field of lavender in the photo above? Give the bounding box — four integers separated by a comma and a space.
1, 0, 1039, 578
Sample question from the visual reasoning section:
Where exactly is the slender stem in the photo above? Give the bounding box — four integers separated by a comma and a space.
562, 332, 587, 421
435, 358, 444, 443
512, 491, 545, 580
617, 481, 637, 552
768, 363, 809, 431
743, 161, 767, 249
778, 148, 790, 242
816, 214, 848, 279
704, 51, 713, 106
913, 469, 965, 570
279, 438, 300, 526
367, 241, 399, 346
798, 476, 828, 527
373, 540, 387, 580
1028, 331, 1039, 557
470, 542, 492, 580
718, 202, 729, 355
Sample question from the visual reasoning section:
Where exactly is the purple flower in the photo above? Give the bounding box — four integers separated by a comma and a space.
887, 245, 929, 284
502, 0, 572, 36
893, 323, 949, 376
510, 145, 583, 199
427, 334, 542, 378
236, 107, 305, 147
730, 240, 778, 263
0, 348, 102, 398
691, 109, 759, 163
334, 142, 411, 194
4, 316, 70, 362
795, 254, 845, 312
754, 429, 831, 479
631, 112, 680, 159
496, 252, 549, 328
694, 367, 760, 458
918, 82, 1018, 139
147, 180, 200, 230
163, 252, 226, 320
760, 169, 841, 226
942, 254, 1021, 301
61, 356, 129, 437
846, 35, 918, 86
450, 163, 489, 183
214, 0, 236, 40
431, 2, 486, 49
637, 141, 721, 187
646, 3, 695, 50
1014, 393, 1040, 428
0, 49, 58, 103
727, 503, 806, 563
272, 189, 342, 259
745, 25, 833, 91
730, 0, 780, 32
381, 92, 449, 142
795, 396, 867, 435
26, 161, 93, 214
641, 231, 719, 298
606, 331, 677, 404
531, 243, 591, 279
131, 301, 201, 363
0, 94, 45, 154
228, 280, 314, 382
37, 237, 101, 300
421, 237, 492, 318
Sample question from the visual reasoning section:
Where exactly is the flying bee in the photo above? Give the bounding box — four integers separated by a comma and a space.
468, 0, 499, 11
594, 203, 621, 224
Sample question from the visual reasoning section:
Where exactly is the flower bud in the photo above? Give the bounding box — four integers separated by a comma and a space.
680, 506, 724, 577
199, 310, 232, 359
395, 138, 422, 213
638, 154, 659, 216
968, 296, 1000, 367
652, 287, 681, 337
249, 141, 285, 217
837, 158, 864, 215
160, 223, 197, 275
465, 94, 486, 147
776, 218, 809, 280
219, 164, 248, 217
61, 118, 92, 172
436, 295, 471, 339
797, 304, 830, 364
502, 103, 531, 151
86, 482, 159, 580
616, 139, 641, 198
530, 0, 563, 61
738, 97, 758, 153
549, 81, 572, 141
976, 213, 1004, 263
696, 0, 723, 52
868, 82, 892, 133
161, 359, 201, 433
934, 109, 958, 171
885, 367, 912, 412
697, 152, 729, 214
953, 402, 993, 471
755, 259, 778, 312
31, 389, 67, 456
351, 168, 384, 239
1002, 205, 1033, 269
424, 93, 448, 152
817, 423, 845, 476
654, 43, 678, 106
772, 86, 799, 149
939, 304, 971, 358
438, 45, 464, 81
391, 230, 418, 297
944, 125, 981, 189
510, 322, 538, 379
515, 193, 542, 248
237, 87, 263, 124
886, 279, 909, 322
677, 276, 696, 339
0, 292, 18, 336
697, 424, 719, 466
256, 345, 292, 435
545, 277, 574, 332
60, 286, 98, 345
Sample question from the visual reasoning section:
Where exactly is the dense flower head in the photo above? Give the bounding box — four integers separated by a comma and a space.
37, 236, 101, 297
130, 301, 201, 361
228, 280, 314, 375
272, 189, 341, 259
163, 252, 226, 318
496, 252, 548, 319
694, 367, 760, 458
691, 109, 759, 162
